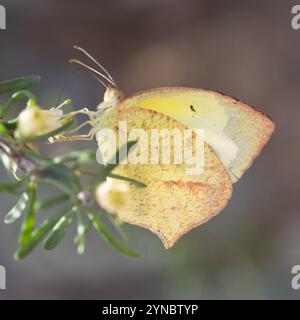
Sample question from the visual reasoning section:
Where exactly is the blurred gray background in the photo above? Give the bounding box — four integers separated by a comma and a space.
0, 0, 299, 299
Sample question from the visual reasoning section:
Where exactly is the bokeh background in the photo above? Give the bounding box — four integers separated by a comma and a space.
0, 0, 299, 299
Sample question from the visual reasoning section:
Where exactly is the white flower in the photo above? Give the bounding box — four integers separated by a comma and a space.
95, 178, 129, 214
17, 105, 64, 138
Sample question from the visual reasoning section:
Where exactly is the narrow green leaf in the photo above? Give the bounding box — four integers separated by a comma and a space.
23, 149, 81, 191
0, 90, 37, 117
53, 150, 96, 165
74, 219, 91, 255
0, 179, 24, 194
4, 191, 29, 224
0, 123, 8, 135
0, 76, 40, 95
44, 209, 74, 250
18, 182, 36, 246
14, 207, 69, 260
2, 118, 18, 131
73, 209, 87, 255
105, 214, 129, 243
88, 210, 138, 258
0, 149, 18, 179
92, 141, 138, 188
40, 178, 78, 204
34, 194, 68, 212
42, 163, 81, 190
22, 148, 52, 166
74, 225, 89, 255
107, 173, 146, 188
102, 140, 137, 176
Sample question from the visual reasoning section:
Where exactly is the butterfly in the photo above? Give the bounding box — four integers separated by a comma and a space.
64, 46, 275, 248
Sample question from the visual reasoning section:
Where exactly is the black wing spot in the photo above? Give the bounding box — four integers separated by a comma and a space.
190, 105, 196, 112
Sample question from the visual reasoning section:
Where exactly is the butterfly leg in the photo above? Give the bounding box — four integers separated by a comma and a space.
48, 106, 98, 143
68, 120, 92, 134
68, 108, 93, 117
48, 128, 96, 143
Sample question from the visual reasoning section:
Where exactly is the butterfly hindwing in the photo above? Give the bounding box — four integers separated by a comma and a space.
97, 107, 232, 248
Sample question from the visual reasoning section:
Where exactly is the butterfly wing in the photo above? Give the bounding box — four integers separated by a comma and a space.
105, 107, 232, 248
117, 87, 275, 182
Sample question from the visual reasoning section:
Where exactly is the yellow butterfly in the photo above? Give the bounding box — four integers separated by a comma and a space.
66, 46, 275, 248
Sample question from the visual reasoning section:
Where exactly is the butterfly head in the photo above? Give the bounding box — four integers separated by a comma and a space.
69, 45, 123, 110
103, 85, 124, 104
95, 86, 124, 112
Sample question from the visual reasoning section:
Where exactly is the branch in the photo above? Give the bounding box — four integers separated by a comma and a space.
0, 138, 38, 175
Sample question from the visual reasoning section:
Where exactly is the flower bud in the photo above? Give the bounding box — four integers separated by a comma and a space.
17, 105, 64, 138
95, 178, 129, 214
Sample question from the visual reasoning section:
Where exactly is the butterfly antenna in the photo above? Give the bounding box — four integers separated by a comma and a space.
88, 72, 108, 89
69, 59, 116, 88
55, 67, 80, 108
73, 45, 117, 88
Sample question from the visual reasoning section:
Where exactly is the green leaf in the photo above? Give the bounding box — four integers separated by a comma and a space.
40, 178, 75, 199
92, 141, 138, 188
74, 226, 88, 255
2, 118, 18, 131
0, 149, 17, 179
107, 173, 146, 188
14, 207, 69, 260
74, 221, 91, 255
87, 210, 138, 258
17, 118, 75, 143
34, 194, 68, 212
73, 209, 87, 255
45, 162, 79, 185
0, 76, 40, 95
44, 209, 74, 250
0, 178, 25, 194
42, 163, 81, 191
0, 123, 7, 135
23, 149, 81, 191
0, 90, 37, 117
4, 191, 29, 224
102, 140, 137, 176
53, 150, 96, 165
18, 181, 36, 246
22, 148, 52, 166
105, 214, 128, 243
